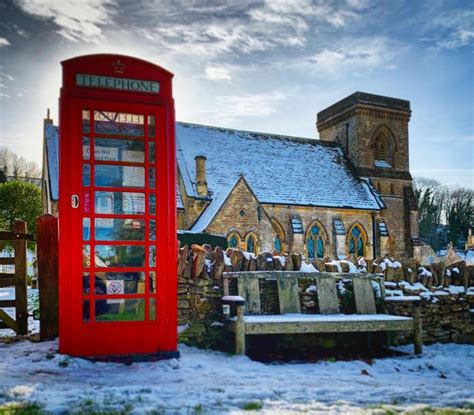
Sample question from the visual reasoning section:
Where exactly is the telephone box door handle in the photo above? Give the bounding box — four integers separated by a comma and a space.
71, 194, 79, 208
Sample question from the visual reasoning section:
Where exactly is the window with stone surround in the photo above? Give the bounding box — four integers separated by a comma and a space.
244, 232, 258, 254
271, 219, 285, 253
372, 126, 395, 168
347, 223, 367, 257
306, 221, 327, 260
227, 231, 241, 249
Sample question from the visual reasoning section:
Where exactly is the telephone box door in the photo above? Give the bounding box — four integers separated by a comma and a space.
59, 56, 177, 358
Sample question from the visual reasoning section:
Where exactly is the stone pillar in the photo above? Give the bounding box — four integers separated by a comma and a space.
194, 155, 208, 197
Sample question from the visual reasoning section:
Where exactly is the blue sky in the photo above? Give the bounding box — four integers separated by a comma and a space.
0, 0, 472, 188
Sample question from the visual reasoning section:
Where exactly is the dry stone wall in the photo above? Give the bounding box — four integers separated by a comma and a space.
177, 245, 474, 349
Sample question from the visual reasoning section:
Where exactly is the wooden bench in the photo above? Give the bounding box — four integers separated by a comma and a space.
222, 272, 422, 356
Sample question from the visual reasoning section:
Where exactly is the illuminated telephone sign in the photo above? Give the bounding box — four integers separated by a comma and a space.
59, 54, 177, 358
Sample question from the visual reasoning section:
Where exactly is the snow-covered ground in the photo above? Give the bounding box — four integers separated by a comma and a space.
0, 341, 473, 414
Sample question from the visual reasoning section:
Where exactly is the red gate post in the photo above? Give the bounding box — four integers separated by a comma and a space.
36, 214, 59, 340
13, 221, 28, 335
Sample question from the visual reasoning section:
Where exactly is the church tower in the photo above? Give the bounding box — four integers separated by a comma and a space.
316, 92, 419, 258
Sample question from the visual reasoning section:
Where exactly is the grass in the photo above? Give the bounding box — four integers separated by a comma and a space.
0, 402, 44, 415
242, 401, 263, 411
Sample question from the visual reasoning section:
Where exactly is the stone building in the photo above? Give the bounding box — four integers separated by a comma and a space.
42, 91, 419, 259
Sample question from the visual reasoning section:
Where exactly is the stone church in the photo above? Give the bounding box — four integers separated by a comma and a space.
42, 91, 419, 259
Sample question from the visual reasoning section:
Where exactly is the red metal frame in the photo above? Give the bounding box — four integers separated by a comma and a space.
58, 55, 177, 357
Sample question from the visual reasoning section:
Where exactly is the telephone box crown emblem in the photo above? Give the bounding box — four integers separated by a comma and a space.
112, 59, 126, 74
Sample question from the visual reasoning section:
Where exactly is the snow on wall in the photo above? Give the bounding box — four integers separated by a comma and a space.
176, 122, 382, 210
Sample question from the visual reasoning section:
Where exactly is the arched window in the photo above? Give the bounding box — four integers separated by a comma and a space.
372, 126, 395, 168
271, 219, 285, 253
227, 231, 241, 249
244, 232, 258, 254
306, 223, 325, 260
247, 235, 256, 253
347, 224, 367, 257
373, 135, 388, 161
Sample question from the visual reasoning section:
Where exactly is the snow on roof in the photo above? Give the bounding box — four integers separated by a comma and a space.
177, 122, 382, 210
176, 187, 184, 209
45, 124, 59, 201
191, 177, 241, 233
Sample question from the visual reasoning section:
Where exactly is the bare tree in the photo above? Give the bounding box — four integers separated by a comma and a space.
0, 146, 41, 178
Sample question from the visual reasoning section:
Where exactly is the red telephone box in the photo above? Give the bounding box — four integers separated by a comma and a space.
58, 54, 177, 358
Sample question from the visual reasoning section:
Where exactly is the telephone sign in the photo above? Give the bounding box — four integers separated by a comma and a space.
58, 54, 178, 358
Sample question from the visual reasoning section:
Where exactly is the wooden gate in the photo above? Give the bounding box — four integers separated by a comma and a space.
0, 221, 31, 335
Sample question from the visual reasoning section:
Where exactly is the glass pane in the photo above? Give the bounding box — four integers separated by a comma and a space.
83, 300, 90, 323
95, 245, 145, 268
148, 115, 155, 138
148, 142, 156, 163
94, 138, 145, 163
95, 191, 145, 215
149, 220, 156, 241
83, 164, 90, 186
349, 239, 355, 254
82, 110, 90, 133
94, 111, 144, 137
95, 299, 145, 322
274, 236, 281, 252
83, 218, 90, 241
148, 167, 155, 189
352, 227, 361, 237
83, 273, 90, 295
150, 298, 156, 320
95, 218, 145, 241
93, 272, 145, 295
149, 245, 156, 267
83, 245, 91, 267
307, 239, 314, 259
95, 165, 144, 188
317, 239, 324, 258
83, 137, 90, 160
148, 194, 156, 214
149, 271, 156, 293
311, 225, 320, 235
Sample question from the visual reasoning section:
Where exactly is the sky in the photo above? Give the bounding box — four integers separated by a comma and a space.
0, 0, 472, 188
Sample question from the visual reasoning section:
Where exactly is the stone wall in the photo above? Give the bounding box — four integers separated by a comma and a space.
177, 246, 474, 350
386, 292, 474, 345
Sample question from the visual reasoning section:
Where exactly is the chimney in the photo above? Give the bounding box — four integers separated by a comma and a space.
194, 155, 208, 197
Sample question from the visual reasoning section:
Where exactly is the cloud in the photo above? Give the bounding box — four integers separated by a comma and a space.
288, 37, 400, 78
204, 66, 233, 81
134, 1, 367, 59
14, 0, 116, 42
0, 37, 11, 47
430, 9, 474, 50
202, 91, 288, 124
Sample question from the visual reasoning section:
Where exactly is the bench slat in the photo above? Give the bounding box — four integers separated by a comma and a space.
316, 275, 339, 314
353, 277, 377, 314
237, 276, 261, 315
277, 276, 301, 314
243, 319, 413, 335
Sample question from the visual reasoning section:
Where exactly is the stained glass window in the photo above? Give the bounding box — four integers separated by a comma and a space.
348, 225, 365, 257
228, 234, 238, 248
307, 224, 324, 260
247, 236, 256, 253
274, 235, 281, 252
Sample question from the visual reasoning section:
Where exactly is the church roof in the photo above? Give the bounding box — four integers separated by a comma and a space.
177, 122, 384, 211
43, 121, 385, 214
